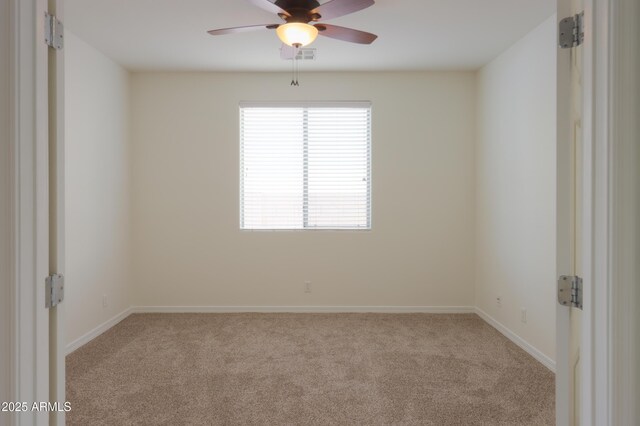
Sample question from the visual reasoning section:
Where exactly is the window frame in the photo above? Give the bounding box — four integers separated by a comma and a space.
239, 101, 372, 231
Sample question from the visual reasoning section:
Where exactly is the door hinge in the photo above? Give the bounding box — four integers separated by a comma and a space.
44, 12, 64, 50
45, 274, 64, 308
558, 275, 583, 310
559, 12, 584, 49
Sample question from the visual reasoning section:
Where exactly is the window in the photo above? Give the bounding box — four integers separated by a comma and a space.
240, 102, 371, 230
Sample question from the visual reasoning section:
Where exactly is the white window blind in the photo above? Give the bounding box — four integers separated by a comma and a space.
240, 102, 371, 230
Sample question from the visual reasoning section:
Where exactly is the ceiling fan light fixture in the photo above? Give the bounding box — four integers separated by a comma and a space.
276, 23, 319, 47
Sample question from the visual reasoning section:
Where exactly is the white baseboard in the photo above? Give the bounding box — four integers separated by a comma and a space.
70, 305, 556, 372
132, 305, 475, 314
475, 307, 555, 372
66, 307, 133, 355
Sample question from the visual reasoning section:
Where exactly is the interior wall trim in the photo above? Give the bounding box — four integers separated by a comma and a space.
65, 307, 133, 355
131, 306, 476, 314
475, 307, 556, 372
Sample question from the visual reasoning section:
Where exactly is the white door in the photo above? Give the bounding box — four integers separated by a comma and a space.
556, 0, 590, 424
47, 0, 66, 424
13, 0, 52, 424
11, 0, 66, 424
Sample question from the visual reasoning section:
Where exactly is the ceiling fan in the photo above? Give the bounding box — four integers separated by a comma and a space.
207, 0, 378, 51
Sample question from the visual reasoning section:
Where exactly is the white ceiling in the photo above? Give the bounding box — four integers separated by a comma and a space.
65, 0, 555, 72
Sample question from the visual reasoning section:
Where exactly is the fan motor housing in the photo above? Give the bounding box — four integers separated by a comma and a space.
275, 0, 321, 10
275, 0, 322, 23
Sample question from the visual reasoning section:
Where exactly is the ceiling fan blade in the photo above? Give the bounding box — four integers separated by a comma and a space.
315, 24, 377, 44
246, 0, 290, 17
207, 24, 279, 36
280, 44, 300, 60
311, 0, 374, 21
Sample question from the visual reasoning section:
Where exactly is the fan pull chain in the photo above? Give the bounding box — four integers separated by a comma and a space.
291, 43, 300, 86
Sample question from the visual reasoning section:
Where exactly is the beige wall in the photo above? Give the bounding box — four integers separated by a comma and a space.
475, 16, 557, 362
130, 72, 476, 308
65, 31, 133, 345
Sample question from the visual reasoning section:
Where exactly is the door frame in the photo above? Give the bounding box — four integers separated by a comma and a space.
556, 0, 607, 422
557, 0, 638, 424
3, 0, 636, 425
607, 0, 640, 424
589, 0, 611, 424
582, 0, 637, 423
0, 0, 12, 416
4, 0, 52, 425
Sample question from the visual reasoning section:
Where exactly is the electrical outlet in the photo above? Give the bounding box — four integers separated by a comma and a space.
496, 296, 502, 308
521, 308, 527, 323
102, 294, 108, 308
304, 281, 311, 293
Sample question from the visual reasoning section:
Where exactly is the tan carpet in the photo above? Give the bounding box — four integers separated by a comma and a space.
66, 313, 554, 425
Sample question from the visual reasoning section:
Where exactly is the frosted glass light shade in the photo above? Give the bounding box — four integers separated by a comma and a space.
276, 23, 319, 47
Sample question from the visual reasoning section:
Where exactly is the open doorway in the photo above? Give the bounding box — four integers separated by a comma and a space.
31, 0, 640, 424
61, 1, 559, 423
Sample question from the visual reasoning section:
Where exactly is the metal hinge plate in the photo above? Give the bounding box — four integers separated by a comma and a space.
559, 12, 584, 49
44, 12, 64, 49
45, 274, 64, 308
558, 275, 583, 309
